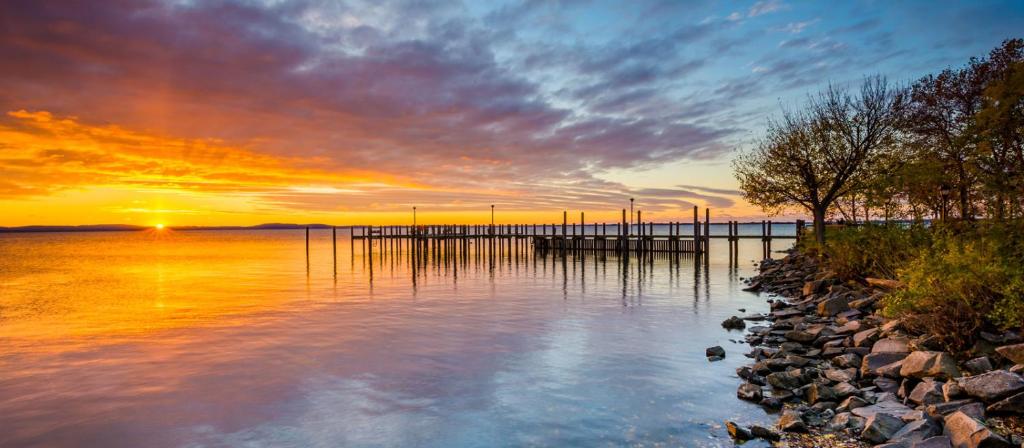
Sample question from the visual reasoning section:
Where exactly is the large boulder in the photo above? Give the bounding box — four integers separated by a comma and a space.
767, 370, 807, 390
853, 328, 881, 347
957, 370, 1024, 403
807, 383, 836, 404
942, 410, 1010, 448
995, 343, 1024, 364
900, 351, 961, 380
861, 412, 906, 444
825, 368, 858, 383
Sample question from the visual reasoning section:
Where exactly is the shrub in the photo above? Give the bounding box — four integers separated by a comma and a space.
818, 224, 930, 281
883, 221, 1024, 354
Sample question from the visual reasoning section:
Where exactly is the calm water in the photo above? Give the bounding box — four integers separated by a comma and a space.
0, 225, 795, 447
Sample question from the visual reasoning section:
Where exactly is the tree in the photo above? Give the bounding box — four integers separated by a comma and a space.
734, 77, 904, 244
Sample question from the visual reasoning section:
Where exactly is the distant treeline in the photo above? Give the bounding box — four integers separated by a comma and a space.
735, 39, 1023, 244
0, 224, 338, 233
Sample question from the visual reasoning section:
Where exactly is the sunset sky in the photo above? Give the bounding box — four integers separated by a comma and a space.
2, 0, 1022, 226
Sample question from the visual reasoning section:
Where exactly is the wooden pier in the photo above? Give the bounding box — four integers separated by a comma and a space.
344, 207, 804, 257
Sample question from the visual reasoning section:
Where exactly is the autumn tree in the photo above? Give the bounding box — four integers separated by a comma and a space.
734, 77, 904, 244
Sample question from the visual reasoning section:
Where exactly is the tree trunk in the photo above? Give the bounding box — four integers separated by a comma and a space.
813, 207, 827, 245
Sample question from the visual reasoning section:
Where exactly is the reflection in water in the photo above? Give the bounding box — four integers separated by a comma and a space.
0, 228, 786, 447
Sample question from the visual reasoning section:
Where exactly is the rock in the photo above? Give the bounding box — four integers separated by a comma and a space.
803, 280, 827, 297
866, 277, 904, 290
750, 424, 781, 441
864, 352, 910, 377
785, 329, 818, 343
807, 383, 836, 404
909, 380, 947, 405
957, 402, 986, 421
876, 377, 901, 393
963, 357, 994, 375
767, 370, 806, 390
852, 400, 916, 420
737, 383, 763, 402
706, 346, 725, 358
777, 409, 807, 432
861, 412, 907, 443
818, 296, 850, 317
838, 395, 870, 412
854, 328, 881, 347
944, 380, 964, 402
759, 396, 784, 410
891, 418, 942, 445
725, 421, 752, 441
874, 337, 912, 354
825, 368, 858, 383
995, 343, 1024, 365
987, 391, 1024, 414
925, 400, 983, 419
833, 353, 863, 369
832, 381, 859, 398
878, 360, 907, 378
1009, 364, 1024, 375
900, 351, 961, 380
721, 316, 746, 330
958, 370, 1024, 402
942, 410, 1010, 448
826, 412, 864, 432
913, 436, 953, 448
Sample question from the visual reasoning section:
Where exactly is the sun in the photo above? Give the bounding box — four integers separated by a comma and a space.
155, 223, 165, 230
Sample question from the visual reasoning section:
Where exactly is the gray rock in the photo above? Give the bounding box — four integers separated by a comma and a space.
909, 380, 947, 405
861, 412, 907, 443
825, 368, 858, 383
876, 377, 901, 393
737, 383, 763, 402
942, 410, 1010, 448
725, 421, 752, 441
944, 380, 964, 402
995, 343, 1024, 365
963, 357, 994, 375
913, 435, 953, 448
767, 369, 806, 390
706, 346, 725, 358
817, 296, 849, 317
958, 370, 1024, 402
826, 411, 864, 432
750, 424, 781, 441
874, 337, 912, 354
838, 395, 870, 412
878, 360, 907, 378
854, 328, 881, 347
807, 383, 836, 404
924, 399, 982, 419
852, 400, 916, 420
890, 418, 941, 445
833, 353, 863, 369
722, 316, 746, 330
986, 391, 1024, 414
832, 381, 859, 398
900, 351, 961, 380
777, 409, 807, 432
864, 352, 911, 377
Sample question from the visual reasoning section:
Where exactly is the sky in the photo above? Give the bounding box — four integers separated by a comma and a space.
1, 0, 1022, 226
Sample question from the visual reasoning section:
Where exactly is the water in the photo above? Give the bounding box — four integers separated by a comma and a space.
0, 224, 795, 447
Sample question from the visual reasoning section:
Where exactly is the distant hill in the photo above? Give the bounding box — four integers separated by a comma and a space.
0, 223, 340, 233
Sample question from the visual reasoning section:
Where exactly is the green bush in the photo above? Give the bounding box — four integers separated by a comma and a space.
818, 224, 930, 281
883, 221, 1024, 354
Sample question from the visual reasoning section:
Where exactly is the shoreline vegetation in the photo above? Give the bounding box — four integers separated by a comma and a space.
723, 39, 1024, 447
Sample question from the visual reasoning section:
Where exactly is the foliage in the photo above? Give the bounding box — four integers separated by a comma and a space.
883, 221, 1024, 353
818, 224, 930, 281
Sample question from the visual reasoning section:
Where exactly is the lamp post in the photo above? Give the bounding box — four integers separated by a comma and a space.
629, 197, 634, 236
939, 184, 951, 223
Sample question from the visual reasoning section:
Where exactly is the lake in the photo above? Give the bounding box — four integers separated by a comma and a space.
0, 225, 794, 447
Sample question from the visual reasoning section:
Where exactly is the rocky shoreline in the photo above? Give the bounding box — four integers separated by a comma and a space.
714, 249, 1024, 447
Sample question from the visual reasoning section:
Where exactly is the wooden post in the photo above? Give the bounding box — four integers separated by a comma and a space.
562, 211, 567, 236
704, 208, 710, 253
693, 206, 700, 257
305, 226, 310, 270
332, 226, 337, 274
621, 209, 626, 237
581, 212, 585, 236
